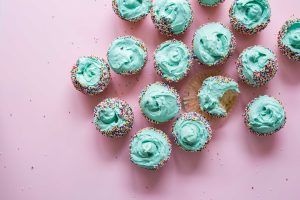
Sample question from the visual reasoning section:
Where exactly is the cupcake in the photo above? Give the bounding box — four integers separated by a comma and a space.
278, 18, 300, 62
154, 39, 192, 82
244, 95, 286, 136
107, 36, 147, 75
139, 82, 181, 123
112, 0, 152, 22
151, 0, 193, 36
198, 0, 225, 7
71, 56, 111, 95
192, 22, 236, 67
229, 0, 271, 35
172, 112, 212, 152
130, 127, 171, 170
94, 98, 134, 138
237, 45, 278, 87
198, 76, 240, 118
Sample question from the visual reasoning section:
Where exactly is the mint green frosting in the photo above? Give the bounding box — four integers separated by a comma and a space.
198, 76, 240, 117
282, 21, 300, 54
130, 128, 171, 169
140, 82, 180, 123
199, 0, 223, 6
247, 96, 285, 135
108, 36, 147, 74
95, 107, 126, 131
232, 0, 271, 29
193, 23, 233, 66
152, 0, 192, 35
241, 46, 275, 85
115, 0, 151, 21
155, 40, 191, 81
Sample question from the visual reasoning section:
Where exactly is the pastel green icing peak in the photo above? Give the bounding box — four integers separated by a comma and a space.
232, 0, 271, 29
241, 46, 275, 85
130, 128, 171, 169
199, 0, 223, 6
193, 23, 232, 66
76, 57, 103, 87
282, 21, 300, 54
247, 96, 285, 135
153, 0, 192, 34
108, 36, 146, 74
155, 40, 191, 81
95, 107, 126, 131
116, 0, 151, 20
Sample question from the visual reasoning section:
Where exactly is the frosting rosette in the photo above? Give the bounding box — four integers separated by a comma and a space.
193, 23, 235, 66
139, 82, 181, 123
198, 0, 224, 7
154, 40, 192, 82
172, 112, 212, 152
245, 95, 286, 135
130, 128, 171, 169
107, 36, 147, 75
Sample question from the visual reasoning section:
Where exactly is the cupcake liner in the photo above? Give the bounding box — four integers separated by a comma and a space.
197, 0, 225, 7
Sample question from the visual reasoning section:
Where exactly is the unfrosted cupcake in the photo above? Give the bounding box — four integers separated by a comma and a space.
172, 112, 212, 152
198, 76, 240, 118
107, 36, 147, 75
237, 45, 278, 87
229, 0, 271, 35
154, 40, 192, 82
112, 0, 152, 22
278, 18, 300, 62
151, 0, 193, 36
139, 82, 181, 123
130, 127, 171, 170
94, 98, 134, 138
71, 56, 111, 95
198, 0, 224, 7
192, 22, 236, 67
244, 95, 286, 136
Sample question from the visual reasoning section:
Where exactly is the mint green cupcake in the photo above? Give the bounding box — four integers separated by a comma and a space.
112, 0, 152, 22
107, 36, 147, 75
139, 82, 181, 123
130, 127, 171, 170
154, 40, 192, 82
244, 95, 286, 136
198, 0, 225, 7
172, 112, 212, 152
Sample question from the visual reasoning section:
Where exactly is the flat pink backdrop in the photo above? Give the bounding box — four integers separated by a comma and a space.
1, 0, 300, 199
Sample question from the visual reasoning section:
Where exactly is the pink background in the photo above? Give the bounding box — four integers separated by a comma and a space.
1, 0, 300, 199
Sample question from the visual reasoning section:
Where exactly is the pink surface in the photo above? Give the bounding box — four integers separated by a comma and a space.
1, 0, 300, 199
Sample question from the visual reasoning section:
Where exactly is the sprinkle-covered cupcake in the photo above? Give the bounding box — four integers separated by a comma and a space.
237, 45, 278, 87
151, 0, 193, 36
278, 19, 300, 62
154, 40, 192, 82
130, 127, 171, 170
172, 112, 212, 152
94, 98, 134, 138
139, 82, 181, 123
198, 76, 240, 118
244, 95, 286, 136
198, 0, 225, 7
107, 36, 147, 75
71, 56, 111, 95
112, 0, 152, 22
192, 22, 236, 67
229, 0, 271, 35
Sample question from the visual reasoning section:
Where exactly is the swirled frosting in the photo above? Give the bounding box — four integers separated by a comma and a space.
231, 0, 271, 29
130, 128, 171, 169
95, 107, 126, 131
76, 57, 103, 87
199, 0, 223, 6
155, 40, 191, 81
247, 96, 286, 135
198, 76, 240, 117
193, 23, 233, 66
282, 21, 300, 54
140, 82, 180, 123
115, 0, 151, 21
108, 36, 147, 74
152, 0, 192, 35
173, 113, 211, 151
241, 46, 275, 85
